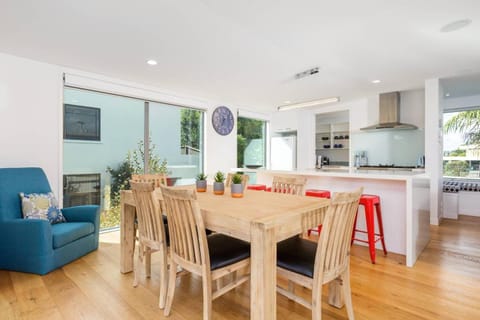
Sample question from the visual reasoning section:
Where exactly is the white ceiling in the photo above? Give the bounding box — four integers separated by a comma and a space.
1, 0, 480, 111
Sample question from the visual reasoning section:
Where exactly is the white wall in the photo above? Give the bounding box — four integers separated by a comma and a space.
0, 53, 63, 195
0, 52, 237, 199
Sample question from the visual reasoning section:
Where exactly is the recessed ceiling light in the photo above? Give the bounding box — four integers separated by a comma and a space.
445, 93, 451, 97
146, 59, 158, 66
371, 80, 381, 84
440, 19, 472, 33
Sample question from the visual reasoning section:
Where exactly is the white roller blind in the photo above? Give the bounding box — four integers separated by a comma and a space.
237, 108, 271, 121
64, 72, 207, 110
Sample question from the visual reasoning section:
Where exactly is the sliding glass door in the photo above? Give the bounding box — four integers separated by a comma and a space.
149, 102, 204, 186
63, 87, 204, 230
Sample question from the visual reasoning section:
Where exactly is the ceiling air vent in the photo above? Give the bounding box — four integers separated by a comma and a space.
295, 67, 319, 79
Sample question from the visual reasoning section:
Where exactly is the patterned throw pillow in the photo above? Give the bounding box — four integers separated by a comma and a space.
19, 192, 67, 224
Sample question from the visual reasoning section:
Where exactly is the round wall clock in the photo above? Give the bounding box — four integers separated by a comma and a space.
212, 106, 234, 136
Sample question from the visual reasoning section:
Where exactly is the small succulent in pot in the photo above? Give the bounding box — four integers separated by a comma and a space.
213, 171, 225, 195
196, 173, 207, 192
230, 173, 244, 198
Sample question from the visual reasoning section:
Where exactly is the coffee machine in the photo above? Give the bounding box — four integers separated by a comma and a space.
316, 155, 329, 168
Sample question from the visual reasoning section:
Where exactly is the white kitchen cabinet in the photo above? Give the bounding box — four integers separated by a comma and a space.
443, 192, 458, 219
270, 110, 298, 133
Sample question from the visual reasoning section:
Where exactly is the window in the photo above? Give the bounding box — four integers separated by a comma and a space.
63, 87, 205, 230
237, 117, 267, 183
443, 108, 480, 178
64, 104, 101, 141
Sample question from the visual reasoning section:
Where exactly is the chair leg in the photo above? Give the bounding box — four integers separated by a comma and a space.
311, 281, 322, 320
133, 244, 142, 287
202, 274, 213, 320
145, 247, 152, 278
364, 205, 376, 264
351, 210, 359, 245
341, 268, 355, 320
375, 203, 388, 255
164, 261, 178, 316
158, 248, 168, 309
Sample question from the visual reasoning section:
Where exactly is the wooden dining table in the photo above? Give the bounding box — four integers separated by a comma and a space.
120, 187, 338, 319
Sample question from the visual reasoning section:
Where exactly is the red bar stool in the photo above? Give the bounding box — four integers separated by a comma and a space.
305, 189, 331, 236
351, 194, 387, 264
247, 184, 267, 191
305, 189, 331, 198
265, 186, 272, 192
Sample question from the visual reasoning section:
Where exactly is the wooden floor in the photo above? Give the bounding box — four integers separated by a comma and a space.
2, 215, 480, 320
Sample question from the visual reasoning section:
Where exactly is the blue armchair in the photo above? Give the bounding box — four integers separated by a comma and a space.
0, 167, 100, 275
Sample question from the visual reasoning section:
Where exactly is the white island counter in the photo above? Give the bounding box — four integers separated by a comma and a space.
254, 169, 430, 267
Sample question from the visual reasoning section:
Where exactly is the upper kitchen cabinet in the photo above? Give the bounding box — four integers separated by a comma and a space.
270, 110, 298, 133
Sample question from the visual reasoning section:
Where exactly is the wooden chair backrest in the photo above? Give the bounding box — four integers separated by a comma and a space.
225, 173, 250, 189
131, 174, 168, 188
160, 185, 210, 274
271, 176, 306, 195
130, 181, 167, 251
314, 187, 363, 284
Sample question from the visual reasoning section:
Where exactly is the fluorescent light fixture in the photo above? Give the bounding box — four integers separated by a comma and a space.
277, 97, 340, 111
371, 79, 381, 84
283, 100, 291, 104
146, 59, 158, 65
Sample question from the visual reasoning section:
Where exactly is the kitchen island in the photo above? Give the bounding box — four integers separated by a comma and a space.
254, 169, 430, 267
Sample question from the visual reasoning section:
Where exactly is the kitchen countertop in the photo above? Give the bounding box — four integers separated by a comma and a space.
251, 168, 429, 181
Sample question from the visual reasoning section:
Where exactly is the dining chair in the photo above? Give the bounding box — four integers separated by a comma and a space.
271, 175, 306, 195
130, 181, 169, 309
160, 185, 250, 319
131, 174, 169, 253
225, 173, 250, 189
276, 187, 363, 320
131, 173, 168, 187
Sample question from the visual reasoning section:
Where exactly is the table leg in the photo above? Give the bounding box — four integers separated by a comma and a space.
120, 195, 136, 274
250, 222, 276, 320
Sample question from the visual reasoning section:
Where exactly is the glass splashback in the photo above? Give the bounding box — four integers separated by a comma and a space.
351, 130, 425, 166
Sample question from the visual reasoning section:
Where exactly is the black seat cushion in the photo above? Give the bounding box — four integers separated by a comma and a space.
164, 223, 170, 246
207, 234, 250, 270
277, 236, 317, 278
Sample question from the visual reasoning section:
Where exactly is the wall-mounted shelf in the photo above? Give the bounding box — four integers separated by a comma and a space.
316, 122, 350, 150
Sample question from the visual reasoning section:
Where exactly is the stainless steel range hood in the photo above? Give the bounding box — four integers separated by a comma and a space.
360, 92, 418, 130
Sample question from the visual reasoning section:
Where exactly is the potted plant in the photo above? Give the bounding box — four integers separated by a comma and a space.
230, 173, 244, 198
213, 171, 225, 195
196, 173, 207, 192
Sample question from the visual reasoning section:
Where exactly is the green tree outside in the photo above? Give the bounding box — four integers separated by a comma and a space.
237, 117, 265, 167
444, 110, 480, 146
443, 160, 470, 177
102, 139, 167, 229
447, 148, 466, 157
180, 109, 201, 150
